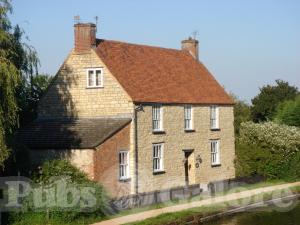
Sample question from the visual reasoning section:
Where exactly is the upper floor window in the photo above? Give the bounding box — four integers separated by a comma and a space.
153, 143, 164, 172
210, 105, 219, 129
210, 140, 220, 166
184, 105, 193, 130
119, 151, 130, 180
87, 68, 103, 88
152, 105, 163, 132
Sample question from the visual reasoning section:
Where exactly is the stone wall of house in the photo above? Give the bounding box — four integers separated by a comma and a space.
136, 105, 235, 193
38, 49, 134, 119
28, 124, 132, 198
94, 123, 131, 198
36, 49, 137, 196
28, 149, 95, 180
34, 48, 235, 197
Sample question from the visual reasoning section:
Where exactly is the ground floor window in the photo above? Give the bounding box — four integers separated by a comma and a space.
153, 143, 164, 172
210, 140, 220, 166
119, 151, 129, 180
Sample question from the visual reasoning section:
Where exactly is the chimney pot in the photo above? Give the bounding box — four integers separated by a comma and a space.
74, 23, 96, 53
181, 38, 199, 60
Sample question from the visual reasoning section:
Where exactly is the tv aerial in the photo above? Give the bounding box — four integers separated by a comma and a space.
74, 15, 81, 24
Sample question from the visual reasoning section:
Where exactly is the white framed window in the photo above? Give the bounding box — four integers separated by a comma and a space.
119, 151, 130, 180
87, 68, 103, 88
153, 143, 164, 172
152, 105, 163, 131
184, 105, 193, 130
210, 140, 220, 166
210, 105, 219, 129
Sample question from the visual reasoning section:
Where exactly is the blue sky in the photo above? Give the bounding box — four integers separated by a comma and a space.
10, 0, 300, 102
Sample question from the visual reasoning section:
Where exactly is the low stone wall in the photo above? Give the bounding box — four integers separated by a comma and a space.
111, 184, 201, 210
110, 177, 266, 210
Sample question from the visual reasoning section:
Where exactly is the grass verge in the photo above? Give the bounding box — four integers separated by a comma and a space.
126, 186, 300, 225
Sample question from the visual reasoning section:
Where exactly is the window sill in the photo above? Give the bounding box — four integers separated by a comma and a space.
152, 130, 166, 135
211, 164, 221, 168
119, 178, 131, 182
153, 171, 166, 175
184, 129, 195, 133
86, 86, 104, 89
210, 128, 221, 131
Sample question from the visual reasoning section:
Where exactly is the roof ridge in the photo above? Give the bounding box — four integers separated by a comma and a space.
97, 38, 185, 53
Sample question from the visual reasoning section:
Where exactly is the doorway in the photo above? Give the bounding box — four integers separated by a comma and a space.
183, 150, 194, 186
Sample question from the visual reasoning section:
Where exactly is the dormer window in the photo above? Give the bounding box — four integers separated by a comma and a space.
87, 68, 103, 88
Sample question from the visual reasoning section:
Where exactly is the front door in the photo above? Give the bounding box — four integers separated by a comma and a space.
184, 150, 193, 186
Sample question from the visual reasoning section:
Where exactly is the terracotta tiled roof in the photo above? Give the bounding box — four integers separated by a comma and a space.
95, 39, 233, 105
16, 118, 131, 149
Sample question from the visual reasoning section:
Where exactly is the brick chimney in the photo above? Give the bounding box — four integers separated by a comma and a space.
74, 23, 96, 53
181, 37, 199, 60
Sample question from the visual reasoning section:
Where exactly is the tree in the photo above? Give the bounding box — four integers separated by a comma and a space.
0, 0, 39, 169
0, 0, 20, 168
19, 74, 52, 125
251, 80, 299, 122
230, 94, 251, 135
274, 95, 300, 127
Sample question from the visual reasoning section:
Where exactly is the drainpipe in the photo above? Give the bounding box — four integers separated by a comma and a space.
134, 104, 143, 194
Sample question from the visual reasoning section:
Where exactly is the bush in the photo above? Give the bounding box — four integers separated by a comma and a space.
10, 160, 111, 224
236, 122, 300, 180
235, 142, 270, 177
235, 142, 287, 179
239, 121, 300, 158
279, 151, 300, 180
32, 159, 88, 184
230, 94, 251, 135
274, 95, 300, 127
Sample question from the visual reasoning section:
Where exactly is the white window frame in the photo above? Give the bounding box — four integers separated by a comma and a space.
152, 105, 163, 132
86, 68, 103, 88
210, 140, 220, 166
119, 151, 130, 180
210, 105, 219, 129
184, 105, 193, 130
153, 143, 164, 172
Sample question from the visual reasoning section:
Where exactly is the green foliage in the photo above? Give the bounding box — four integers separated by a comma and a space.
236, 121, 300, 180
235, 142, 271, 177
0, 128, 10, 167
0, 0, 21, 168
33, 159, 88, 184
251, 80, 299, 122
238, 121, 300, 157
231, 94, 251, 135
18, 74, 53, 125
10, 160, 110, 223
279, 151, 300, 180
9, 211, 104, 225
0, 0, 42, 169
274, 95, 300, 127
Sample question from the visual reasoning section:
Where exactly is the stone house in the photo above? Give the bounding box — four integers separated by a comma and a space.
18, 23, 235, 198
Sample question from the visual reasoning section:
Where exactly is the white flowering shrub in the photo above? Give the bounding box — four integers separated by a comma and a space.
239, 122, 300, 157
237, 122, 300, 179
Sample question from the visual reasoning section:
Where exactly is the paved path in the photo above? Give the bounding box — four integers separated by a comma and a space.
91, 181, 300, 225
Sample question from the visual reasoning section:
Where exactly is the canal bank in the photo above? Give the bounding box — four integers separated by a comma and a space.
91, 181, 300, 225
202, 194, 300, 225
200, 194, 300, 225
